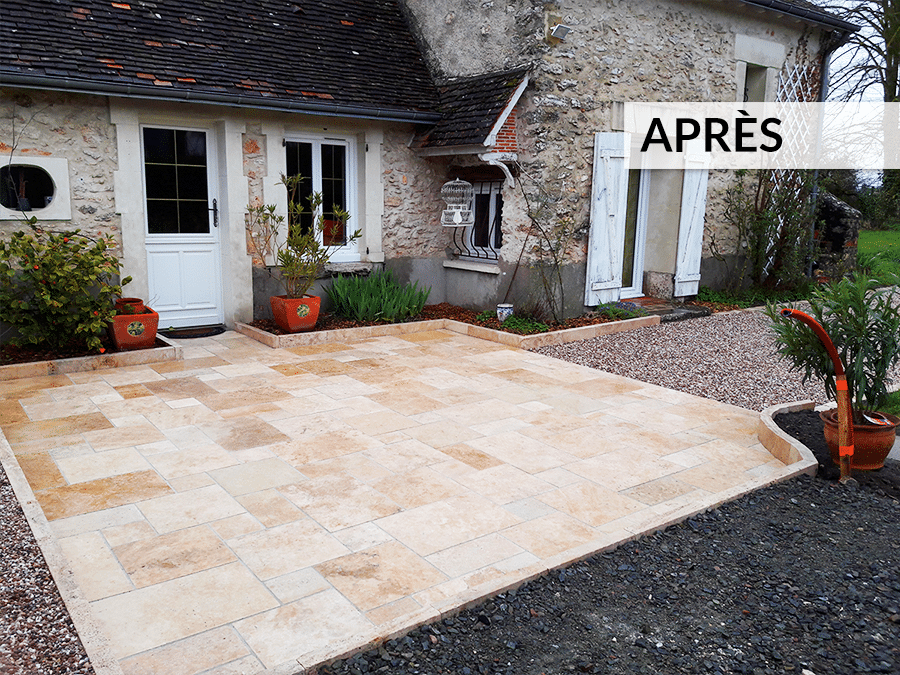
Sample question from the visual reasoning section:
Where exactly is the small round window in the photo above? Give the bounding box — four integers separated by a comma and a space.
0, 165, 56, 212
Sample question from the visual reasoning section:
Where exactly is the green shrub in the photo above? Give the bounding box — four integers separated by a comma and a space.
326, 270, 429, 323
0, 224, 130, 352
475, 310, 549, 334
595, 301, 649, 320
697, 284, 813, 308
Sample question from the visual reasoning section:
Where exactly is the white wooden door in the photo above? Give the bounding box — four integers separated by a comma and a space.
674, 154, 710, 297
585, 132, 629, 306
142, 127, 223, 329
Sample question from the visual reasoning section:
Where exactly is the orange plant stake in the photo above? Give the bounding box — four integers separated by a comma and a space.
779, 308, 854, 482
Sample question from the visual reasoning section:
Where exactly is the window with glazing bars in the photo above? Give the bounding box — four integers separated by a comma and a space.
451, 180, 503, 261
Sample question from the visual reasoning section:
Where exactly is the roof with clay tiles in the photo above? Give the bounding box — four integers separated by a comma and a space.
0, 0, 441, 121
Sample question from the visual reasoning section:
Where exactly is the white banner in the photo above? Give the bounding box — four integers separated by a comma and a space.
619, 102, 900, 170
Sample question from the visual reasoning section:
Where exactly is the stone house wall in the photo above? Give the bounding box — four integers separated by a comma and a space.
0, 89, 120, 246
397, 0, 826, 305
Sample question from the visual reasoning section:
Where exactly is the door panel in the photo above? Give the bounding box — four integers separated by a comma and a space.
143, 126, 223, 328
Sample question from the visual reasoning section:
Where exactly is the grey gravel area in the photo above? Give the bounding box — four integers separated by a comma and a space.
536, 310, 827, 412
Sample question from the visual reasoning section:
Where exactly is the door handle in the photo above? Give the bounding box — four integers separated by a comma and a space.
211, 199, 218, 228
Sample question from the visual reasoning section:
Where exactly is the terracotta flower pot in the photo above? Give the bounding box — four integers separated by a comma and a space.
270, 295, 320, 333
115, 297, 146, 315
109, 308, 159, 351
820, 409, 899, 470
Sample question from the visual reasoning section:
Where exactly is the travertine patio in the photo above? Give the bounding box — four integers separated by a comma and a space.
0, 329, 810, 675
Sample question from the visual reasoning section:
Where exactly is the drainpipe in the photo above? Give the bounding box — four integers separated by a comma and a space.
780, 308, 854, 482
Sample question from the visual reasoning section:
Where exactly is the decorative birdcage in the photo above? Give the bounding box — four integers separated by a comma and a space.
440, 178, 474, 227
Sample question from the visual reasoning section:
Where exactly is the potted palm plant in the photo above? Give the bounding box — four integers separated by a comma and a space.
246, 175, 359, 332
767, 273, 900, 469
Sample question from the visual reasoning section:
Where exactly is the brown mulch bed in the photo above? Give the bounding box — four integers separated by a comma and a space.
687, 300, 744, 313
0, 336, 168, 367
248, 302, 642, 337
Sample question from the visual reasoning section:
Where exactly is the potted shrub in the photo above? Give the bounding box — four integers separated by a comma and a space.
246, 175, 359, 332
767, 273, 900, 469
109, 299, 158, 351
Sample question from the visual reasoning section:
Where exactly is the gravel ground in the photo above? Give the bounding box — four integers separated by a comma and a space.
534, 310, 831, 413
2, 308, 899, 675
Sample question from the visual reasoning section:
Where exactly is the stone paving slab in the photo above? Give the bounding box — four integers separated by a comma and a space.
0, 330, 813, 675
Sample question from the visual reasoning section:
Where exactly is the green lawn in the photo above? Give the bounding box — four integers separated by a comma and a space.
857, 229, 900, 285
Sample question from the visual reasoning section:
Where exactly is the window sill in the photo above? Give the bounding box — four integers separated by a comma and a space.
443, 259, 501, 275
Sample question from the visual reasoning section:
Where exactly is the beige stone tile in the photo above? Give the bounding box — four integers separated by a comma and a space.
58, 531, 134, 601
36, 470, 173, 521
207, 457, 305, 496
332, 522, 395, 552
170, 473, 217, 492
113, 383, 156, 400
315, 376, 381, 400
143, 405, 222, 431
537, 481, 644, 527
316, 541, 447, 612
119, 626, 251, 675
344, 410, 421, 435
623, 475, 699, 506
142, 376, 220, 402
103, 520, 157, 548
114, 525, 236, 588
566, 376, 644, 398
98, 366, 166, 387
503, 496, 558, 521
209, 513, 262, 540
295, 454, 395, 484
197, 417, 290, 452
502, 512, 599, 559
2, 412, 113, 444
265, 568, 332, 604
533, 467, 582, 487
147, 444, 239, 480
82, 423, 168, 452
371, 467, 464, 509
0, 399, 29, 425
606, 405, 704, 434
279, 474, 400, 531
567, 448, 684, 492
376, 494, 521, 557
198, 387, 293, 412
365, 438, 458, 472
425, 534, 525, 578
366, 390, 445, 416
438, 443, 504, 470
456, 464, 554, 505
294, 358, 357, 376
91, 562, 278, 660
365, 596, 424, 627
16, 452, 66, 491
49, 504, 145, 539
229, 518, 349, 580
692, 415, 760, 447
56, 447, 151, 485
237, 488, 303, 527
400, 419, 484, 449
688, 438, 777, 471
22, 398, 98, 421
235, 590, 374, 669
467, 432, 577, 474
674, 463, 755, 492
137, 484, 245, 534
436, 399, 526, 427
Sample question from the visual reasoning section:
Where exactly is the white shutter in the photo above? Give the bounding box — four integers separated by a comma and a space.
674, 154, 709, 297
584, 132, 629, 306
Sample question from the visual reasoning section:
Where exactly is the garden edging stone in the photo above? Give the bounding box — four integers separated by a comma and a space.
235, 314, 661, 350
0, 335, 182, 381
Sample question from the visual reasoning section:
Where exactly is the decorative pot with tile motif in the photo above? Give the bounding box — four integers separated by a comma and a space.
109, 307, 159, 351
270, 295, 320, 333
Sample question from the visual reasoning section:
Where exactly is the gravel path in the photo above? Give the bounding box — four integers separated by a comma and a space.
535, 310, 829, 412
2, 309, 899, 675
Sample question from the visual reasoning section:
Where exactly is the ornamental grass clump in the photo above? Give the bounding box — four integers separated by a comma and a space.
326, 270, 430, 323
766, 273, 900, 424
0, 224, 131, 352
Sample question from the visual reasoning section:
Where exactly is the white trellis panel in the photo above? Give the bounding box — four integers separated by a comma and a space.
674, 153, 709, 297
585, 132, 629, 306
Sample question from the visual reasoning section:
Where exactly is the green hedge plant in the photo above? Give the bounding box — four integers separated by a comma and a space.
0, 224, 130, 352
326, 270, 430, 323
766, 273, 900, 423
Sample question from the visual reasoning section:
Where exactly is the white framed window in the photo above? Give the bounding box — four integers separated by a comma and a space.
0, 156, 71, 221
284, 135, 359, 262
451, 180, 503, 262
